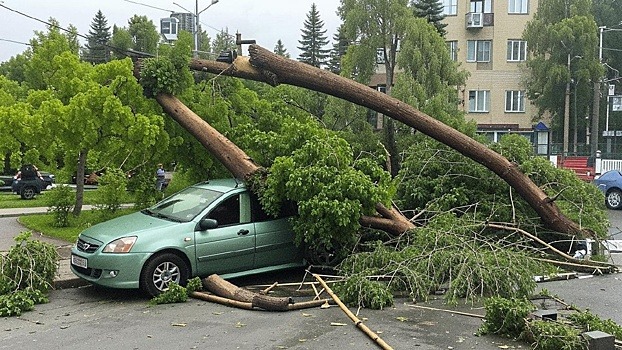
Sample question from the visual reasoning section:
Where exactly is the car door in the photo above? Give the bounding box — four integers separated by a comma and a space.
252, 196, 303, 268
194, 192, 256, 276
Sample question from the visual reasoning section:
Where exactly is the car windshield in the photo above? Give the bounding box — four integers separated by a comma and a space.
142, 186, 224, 222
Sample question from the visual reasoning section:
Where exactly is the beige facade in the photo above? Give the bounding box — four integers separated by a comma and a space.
443, 0, 547, 141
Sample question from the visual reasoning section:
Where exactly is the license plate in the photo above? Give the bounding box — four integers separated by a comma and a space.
71, 254, 87, 269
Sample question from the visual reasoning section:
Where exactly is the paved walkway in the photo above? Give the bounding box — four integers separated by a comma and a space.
0, 206, 95, 289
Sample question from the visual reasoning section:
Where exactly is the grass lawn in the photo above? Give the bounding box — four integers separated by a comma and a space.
19, 208, 137, 243
0, 189, 102, 209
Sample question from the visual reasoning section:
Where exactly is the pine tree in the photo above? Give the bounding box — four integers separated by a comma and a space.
411, 0, 447, 37
327, 25, 349, 74
273, 39, 290, 58
297, 3, 330, 68
84, 10, 111, 64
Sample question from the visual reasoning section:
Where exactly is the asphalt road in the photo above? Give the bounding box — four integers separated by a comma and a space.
1, 285, 515, 350
2, 212, 622, 349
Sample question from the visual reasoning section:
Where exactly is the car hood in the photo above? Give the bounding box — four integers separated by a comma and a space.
79, 211, 182, 244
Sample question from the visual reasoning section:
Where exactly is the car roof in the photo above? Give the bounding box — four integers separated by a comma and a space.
192, 178, 247, 193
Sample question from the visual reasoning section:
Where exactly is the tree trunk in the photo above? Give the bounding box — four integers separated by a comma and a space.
155, 93, 263, 182
187, 45, 589, 238
73, 149, 87, 216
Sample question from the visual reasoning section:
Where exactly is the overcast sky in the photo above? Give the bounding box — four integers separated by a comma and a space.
0, 0, 341, 63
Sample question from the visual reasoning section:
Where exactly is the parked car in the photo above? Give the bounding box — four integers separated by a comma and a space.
1, 170, 55, 193
70, 179, 304, 296
0, 175, 13, 191
39, 171, 55, 188
593, 170, 622, 209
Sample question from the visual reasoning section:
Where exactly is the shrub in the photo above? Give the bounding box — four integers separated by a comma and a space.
45, 185, 74, 227
94, 168, 128, 217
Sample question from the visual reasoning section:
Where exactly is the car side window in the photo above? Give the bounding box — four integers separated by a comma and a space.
250, 191, 297, 222
208, 194, 240, 226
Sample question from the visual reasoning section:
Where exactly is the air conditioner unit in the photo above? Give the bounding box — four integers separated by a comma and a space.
466, 12, 483, 28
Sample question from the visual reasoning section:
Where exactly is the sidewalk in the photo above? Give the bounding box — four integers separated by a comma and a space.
0, 206, 91, 289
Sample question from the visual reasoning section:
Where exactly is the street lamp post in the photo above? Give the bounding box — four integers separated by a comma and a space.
174, 0, 219, 56
194, 0, 219, 57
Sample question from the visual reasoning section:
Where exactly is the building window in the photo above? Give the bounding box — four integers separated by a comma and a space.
376, 48, 385, 64
470, 0, 492, 13
505, 90, 525, 112
508, 0, 528, 13
443, 0, 457, 15
447, 41, 458, 61
469, 90, 490, 112
507, 40, 527, 62
467, 40, 491, 62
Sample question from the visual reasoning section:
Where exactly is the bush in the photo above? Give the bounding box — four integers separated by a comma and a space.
94, 168, 128, 217
131, 171, 160, 210
45, 185, 74, 227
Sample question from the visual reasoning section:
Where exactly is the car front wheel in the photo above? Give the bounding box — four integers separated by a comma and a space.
21, 186, 36, 200
140, 253, 189, 297
606, 189, 622, 210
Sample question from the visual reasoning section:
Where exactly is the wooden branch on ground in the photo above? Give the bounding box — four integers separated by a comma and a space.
191, 291, 331, 311
313, 273, 394, 350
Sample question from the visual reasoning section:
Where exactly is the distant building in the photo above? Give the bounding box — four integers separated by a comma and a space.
171, 12, 195, 34
443, 0, 549, 152
368, 0, 550, 155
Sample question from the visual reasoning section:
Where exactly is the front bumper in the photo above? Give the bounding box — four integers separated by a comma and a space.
70, 247, 151, 289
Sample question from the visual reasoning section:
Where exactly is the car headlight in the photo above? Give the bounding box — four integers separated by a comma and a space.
103, 236, 137, 253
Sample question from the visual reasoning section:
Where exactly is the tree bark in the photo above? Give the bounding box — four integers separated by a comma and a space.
188, 45, 589, 238
73, 149, 87, 216
155, 93, 263, 182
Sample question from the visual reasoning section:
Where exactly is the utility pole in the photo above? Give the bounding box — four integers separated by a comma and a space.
564, 53, 571, 157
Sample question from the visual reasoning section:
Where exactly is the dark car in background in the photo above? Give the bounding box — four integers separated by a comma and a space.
0, 167, 55, 199
593, 170, 622, 209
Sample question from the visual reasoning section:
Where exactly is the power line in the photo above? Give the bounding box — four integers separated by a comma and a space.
0, 3, 154, 58
0, 38, 31, 46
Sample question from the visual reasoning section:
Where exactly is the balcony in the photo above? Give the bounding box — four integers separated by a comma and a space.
466, 12, 494, 29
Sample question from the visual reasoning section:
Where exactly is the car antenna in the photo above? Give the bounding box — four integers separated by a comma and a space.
233, 178, 240, 188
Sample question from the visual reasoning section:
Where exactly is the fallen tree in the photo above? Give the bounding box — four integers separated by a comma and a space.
187, 45, 589, 238
135, 43, 615, 305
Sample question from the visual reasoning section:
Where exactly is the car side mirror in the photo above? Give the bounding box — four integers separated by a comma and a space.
198, 218, 218, 231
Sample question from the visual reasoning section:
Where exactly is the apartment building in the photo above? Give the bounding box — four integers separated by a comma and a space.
443, 0, 550, 152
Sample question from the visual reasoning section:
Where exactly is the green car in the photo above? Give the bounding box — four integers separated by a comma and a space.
70, 179, 305, 296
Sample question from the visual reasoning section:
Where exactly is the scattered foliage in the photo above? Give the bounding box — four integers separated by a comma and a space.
339, 213, 552, 304
149, 277, 202, 305
567, 310, 622, 340
0, 232, 57, 316
479, 296, 535, 338
523, 320, 586, 350
149, 282, 188, 305
332, 274, 393, 310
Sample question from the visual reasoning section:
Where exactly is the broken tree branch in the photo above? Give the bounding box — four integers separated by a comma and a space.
313, 273, 394, 350
487, 223, 617, 273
